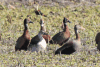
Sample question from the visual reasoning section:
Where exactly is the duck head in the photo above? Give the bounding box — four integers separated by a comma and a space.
63, 17, 72, 24
61, 17, 72, 29
40, 19, 44, 26
74, 25, 85, 31
24, 18, 33, 24
24, 18, 34, 29
40, 19, 46, 32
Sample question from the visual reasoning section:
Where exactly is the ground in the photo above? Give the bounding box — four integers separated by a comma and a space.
0, 0, 100, 67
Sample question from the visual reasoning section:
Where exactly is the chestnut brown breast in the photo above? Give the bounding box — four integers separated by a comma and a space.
15, 30, 31, 51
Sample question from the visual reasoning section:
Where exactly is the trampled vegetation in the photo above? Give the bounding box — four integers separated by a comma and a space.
0, 1, 100, 66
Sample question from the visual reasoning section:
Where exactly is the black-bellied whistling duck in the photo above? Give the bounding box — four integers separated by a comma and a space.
49, 17, 72, 46
55, 25, 85, 55
28, 19, 47, 52
30, 19, 50, 44
15, 18, 33, 51
34, 5, 47, 17
95, 32, 100, 50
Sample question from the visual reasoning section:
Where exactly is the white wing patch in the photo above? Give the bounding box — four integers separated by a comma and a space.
28, 38, 47, 52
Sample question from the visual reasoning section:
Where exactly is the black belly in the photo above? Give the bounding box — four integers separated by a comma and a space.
55, 46, 76, 55
20, 40, 30, 50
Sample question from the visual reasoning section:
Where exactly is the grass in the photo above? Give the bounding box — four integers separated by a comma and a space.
0, 1, 100, 67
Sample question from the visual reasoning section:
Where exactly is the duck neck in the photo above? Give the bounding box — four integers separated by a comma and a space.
63, 23, 69, 32
23, 24, 29, 36
24, 23, 28, 30
75, 29, 80, 41
40, 25, 45, 32
38, 31, 43, 40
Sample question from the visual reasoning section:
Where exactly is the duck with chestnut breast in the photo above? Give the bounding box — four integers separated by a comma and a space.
28, 19, 47, 52
55, 25, 85, 55
15, 18, 33, 51
34, 5, 47, 17
49, 17, 72, 46
30, 19, 50, 44
95, 32, 100, 51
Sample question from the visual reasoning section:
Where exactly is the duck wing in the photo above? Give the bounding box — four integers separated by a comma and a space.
15, 36, 26, 49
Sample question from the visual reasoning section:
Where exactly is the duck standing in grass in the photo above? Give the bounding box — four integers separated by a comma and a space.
95, 32, 100, 51
15, 18, 33, 51
28, 19, 47, 52
55, 25, 85, 55
49, 17, 72, 46
34, 5, 47, 17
